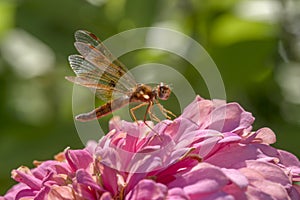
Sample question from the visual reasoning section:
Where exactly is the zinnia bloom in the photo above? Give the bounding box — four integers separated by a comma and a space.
1, 96, 300, 200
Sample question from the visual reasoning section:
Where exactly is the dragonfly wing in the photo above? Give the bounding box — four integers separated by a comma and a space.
74, 30, 136, 86
74, 30, 125, 68
67, 55, 133, 101
66, 76, 130, 101
73, 42, 136, 89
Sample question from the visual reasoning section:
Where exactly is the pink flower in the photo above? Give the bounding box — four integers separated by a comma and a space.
2, 96, 300, 200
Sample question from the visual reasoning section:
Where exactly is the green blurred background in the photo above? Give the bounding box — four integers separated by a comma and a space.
1, 0, 300, 194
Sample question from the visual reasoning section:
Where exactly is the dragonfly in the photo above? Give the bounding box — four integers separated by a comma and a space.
66, 30, 176, 124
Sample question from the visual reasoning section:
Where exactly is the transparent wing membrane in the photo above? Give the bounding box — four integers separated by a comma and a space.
67, 30, 136, 101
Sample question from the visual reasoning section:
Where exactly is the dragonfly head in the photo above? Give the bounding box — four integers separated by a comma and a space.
157, 82, 171, 100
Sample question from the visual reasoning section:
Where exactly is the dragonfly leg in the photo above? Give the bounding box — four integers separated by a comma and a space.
155, 101, 176, 119
148, 107, 161, 123
130, 102, 148, 124
148, 103, 172, 128
149, 112, 161, 123
144, 102, 164, 141
130, 102, 163, 140
143, 102, 161, 127
141, 102, 158, 131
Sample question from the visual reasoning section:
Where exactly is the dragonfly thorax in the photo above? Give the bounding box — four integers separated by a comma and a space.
130, 84, 156, 103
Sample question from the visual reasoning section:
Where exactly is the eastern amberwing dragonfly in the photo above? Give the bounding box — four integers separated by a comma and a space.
66, 30, 175, 124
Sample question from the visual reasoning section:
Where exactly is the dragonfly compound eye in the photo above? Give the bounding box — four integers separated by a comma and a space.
158, 84, 171, 100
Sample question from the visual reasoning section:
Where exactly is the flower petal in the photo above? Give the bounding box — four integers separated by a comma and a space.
100, 192, 113, 200
221, 168, 248, 189
180, 96, 254, 134
167, 188, 190, 199
48, 186, 75, 200
245, 160, 290, 186
11, 166, 42, 190
125, 179, 167, 200
168, 163, 229, 193
65, 149, 93, 171
15, 188, 36, 200
76, 169, 104, 191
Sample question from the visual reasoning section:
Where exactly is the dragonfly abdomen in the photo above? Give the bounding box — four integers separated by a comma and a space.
75, 96, 130, 122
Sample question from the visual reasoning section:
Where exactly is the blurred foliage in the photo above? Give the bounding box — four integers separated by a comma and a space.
1, 0, 300, 194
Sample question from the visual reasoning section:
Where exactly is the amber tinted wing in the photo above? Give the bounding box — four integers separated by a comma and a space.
74, 30, 126, 70
74, 30, 136, 87
66, 55, 132, 101
66, 30, 136, 101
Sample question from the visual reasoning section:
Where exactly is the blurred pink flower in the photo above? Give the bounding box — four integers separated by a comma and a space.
1, 96, 300, 200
